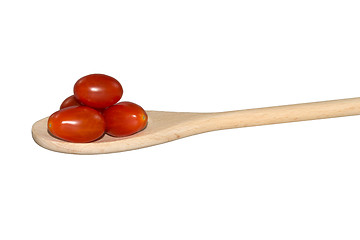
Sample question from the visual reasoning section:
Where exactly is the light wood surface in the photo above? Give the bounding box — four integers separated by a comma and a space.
32, 97, 360, 154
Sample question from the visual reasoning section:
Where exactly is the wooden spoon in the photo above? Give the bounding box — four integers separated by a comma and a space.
32, 97, 360, 154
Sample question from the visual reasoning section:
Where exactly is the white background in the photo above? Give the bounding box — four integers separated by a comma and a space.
1, 0, 360, 239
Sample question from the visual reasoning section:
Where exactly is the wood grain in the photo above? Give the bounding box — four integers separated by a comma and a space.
32, 97, 360, 154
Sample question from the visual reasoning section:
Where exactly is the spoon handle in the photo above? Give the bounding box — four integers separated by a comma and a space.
204, 97, 360, 131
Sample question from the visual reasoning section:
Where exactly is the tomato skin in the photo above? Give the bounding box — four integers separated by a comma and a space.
60, 95, 82, 109
103, 101, 148, 137
74, 74, 123, 109
48, 106, 106, 143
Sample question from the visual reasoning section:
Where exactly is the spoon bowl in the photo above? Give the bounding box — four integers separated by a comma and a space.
32, 111, 210, 154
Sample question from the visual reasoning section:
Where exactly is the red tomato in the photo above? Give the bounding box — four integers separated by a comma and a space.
48, 106, 106, 143
74, 74, 123, 109
103, 101, 148, 137
60, 95, 82, 109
